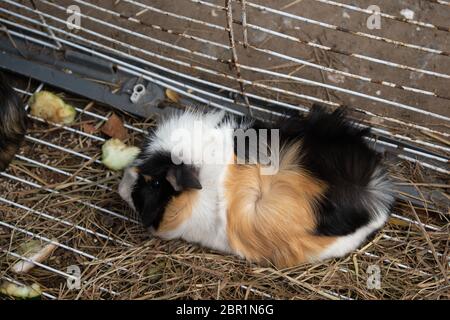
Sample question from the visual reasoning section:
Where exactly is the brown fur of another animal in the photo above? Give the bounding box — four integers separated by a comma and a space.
0, 143, 21, 172
224, 142, 336, 267
0, 73, 27, 171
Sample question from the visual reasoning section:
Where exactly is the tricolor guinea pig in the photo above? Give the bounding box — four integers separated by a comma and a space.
119, 105, 394, 267
0, 72, 27, 172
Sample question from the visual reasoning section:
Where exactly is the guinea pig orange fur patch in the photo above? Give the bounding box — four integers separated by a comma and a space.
224, 143, 336, 267
155, 189, 199, 234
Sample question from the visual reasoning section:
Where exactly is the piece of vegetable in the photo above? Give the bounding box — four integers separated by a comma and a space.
12, 239, 59, 274
30, 91, 76, 124
102, 138, 140, 171
101, 113, 128, 141
165, 88, 181, 103
0, 281, 42, 299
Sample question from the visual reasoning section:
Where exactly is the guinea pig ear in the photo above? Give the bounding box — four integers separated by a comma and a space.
166, 164, 202, 192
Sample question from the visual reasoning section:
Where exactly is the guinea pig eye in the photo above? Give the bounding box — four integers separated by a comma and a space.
151, 179, 161, 189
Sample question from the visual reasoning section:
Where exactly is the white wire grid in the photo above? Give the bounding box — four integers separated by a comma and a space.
0, 1, 448, 172
0, 0, 449, 299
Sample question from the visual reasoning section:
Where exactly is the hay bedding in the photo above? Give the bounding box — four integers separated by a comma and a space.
0, 79, 448, 300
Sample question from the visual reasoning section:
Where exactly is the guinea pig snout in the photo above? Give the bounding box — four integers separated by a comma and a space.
118, 167, 138, 211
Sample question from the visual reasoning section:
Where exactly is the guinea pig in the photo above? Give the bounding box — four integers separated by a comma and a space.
0, 72, 27, 172
119, 105, 394, 267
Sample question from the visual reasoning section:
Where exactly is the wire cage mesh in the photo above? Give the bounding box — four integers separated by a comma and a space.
0, 0, 449, 299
